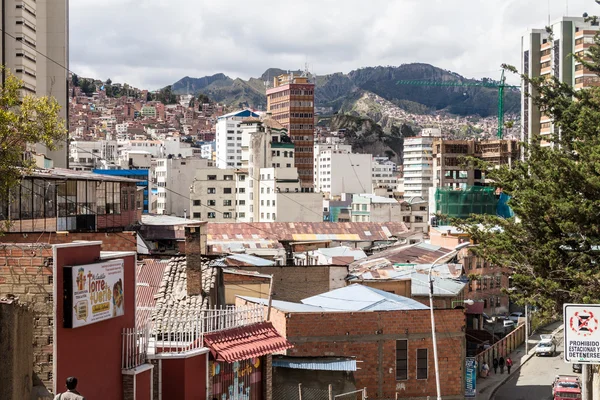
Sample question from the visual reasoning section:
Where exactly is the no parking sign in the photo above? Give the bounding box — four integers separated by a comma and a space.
564, 304, 600, 363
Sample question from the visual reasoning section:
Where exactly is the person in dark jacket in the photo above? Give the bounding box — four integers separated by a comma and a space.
492, 357, 499, 374
499, 356, 506, 374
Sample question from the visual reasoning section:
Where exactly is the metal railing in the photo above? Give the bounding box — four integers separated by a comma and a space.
122, 327, 149, 370
122, 304, 265, 367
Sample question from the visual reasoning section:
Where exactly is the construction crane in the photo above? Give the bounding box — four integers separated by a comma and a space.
396, 69, 519, 139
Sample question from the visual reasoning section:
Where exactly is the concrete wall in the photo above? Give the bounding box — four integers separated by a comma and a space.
0, 299, 34, 400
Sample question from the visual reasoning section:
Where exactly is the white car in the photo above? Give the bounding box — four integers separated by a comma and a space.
536, 334, 556, 356
509, 312, 524, 323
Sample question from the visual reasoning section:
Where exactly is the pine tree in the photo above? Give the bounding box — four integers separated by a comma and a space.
457, 32, 600, 314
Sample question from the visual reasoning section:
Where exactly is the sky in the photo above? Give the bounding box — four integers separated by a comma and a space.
70, 0, 597, 90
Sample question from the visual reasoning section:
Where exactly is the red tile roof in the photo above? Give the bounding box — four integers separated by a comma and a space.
203, 322, 293, 363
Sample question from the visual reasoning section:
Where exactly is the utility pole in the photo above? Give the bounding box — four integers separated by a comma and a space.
266, 274, 274, 321
525, 305, 529, 353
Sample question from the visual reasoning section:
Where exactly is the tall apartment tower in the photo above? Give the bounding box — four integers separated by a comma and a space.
521, 17, 599, 149
266, 73, 315, 187
0, 0, 69, 167
215, 109, 259, 168
402, 128, 441, 202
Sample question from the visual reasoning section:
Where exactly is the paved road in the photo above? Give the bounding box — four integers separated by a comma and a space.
493, 328, 574, 400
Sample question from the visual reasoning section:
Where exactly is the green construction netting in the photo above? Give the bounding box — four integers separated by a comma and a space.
435, 186, 498, 219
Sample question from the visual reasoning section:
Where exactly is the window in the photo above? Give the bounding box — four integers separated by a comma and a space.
207, 200, 216, 206
208, 175, 217, 180
261, 213, 264, 219
223, 212, 232, 219
239, 188, 245, 194
193, 200, 201, 206
396, 340, 408, 380
416, 349, 428, 380
224, 175, 233, 180
238, 200, 245, 205
207, 212, 216, 219
207, 188, 216, 194
496, 296, 501, 307
193, 212, 201, 218
496, 275, 501, 286
272, 213, 276, 220
239, 212, 246, 218
223, 188, 232, 194
223, 200, 232, 206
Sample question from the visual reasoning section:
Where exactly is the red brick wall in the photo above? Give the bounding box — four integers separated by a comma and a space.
275, 308, 465, 399
0, 244, 54, 388
0, 231, 137, 252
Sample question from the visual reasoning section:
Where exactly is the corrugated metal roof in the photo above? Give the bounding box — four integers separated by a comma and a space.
208, 222, 408, 242
238, 296, 325, 312
301, 284, 429, 311
349, 242, 454, 272
410, 274, 466, 297
226, 254, 276, 266
272, 356, 357, 371
142, 215, 203, 226
204, 322, 293, 363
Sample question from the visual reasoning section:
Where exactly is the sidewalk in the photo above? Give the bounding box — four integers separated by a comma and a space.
475, 321, 564, 400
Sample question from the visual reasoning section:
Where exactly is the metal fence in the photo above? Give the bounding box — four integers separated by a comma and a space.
273, 384, 366, 400
122, 304, 265, 369
475, 322, 526, 371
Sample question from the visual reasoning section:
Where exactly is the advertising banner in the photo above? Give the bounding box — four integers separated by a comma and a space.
465, 357, 477, 398
564, 304, 600, 363
64, 259, 125, 328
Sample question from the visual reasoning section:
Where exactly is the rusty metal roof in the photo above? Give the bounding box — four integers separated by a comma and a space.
207, 222, 408, 242
136, 259, 169, 329
349, 242, 454, 272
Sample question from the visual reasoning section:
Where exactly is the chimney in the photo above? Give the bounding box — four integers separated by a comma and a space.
185, 223, 208, 296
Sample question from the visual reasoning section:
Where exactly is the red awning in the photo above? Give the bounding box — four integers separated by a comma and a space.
203, 322, 293, 363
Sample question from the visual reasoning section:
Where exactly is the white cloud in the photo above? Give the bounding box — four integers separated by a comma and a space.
69, 0, 596, 89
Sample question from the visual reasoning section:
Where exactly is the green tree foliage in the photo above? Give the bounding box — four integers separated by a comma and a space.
79, 78, 95, 96
0, 69, 67, 221
155, 86, 177, 104
456, 33, 600, 314
71, 74, 79, 87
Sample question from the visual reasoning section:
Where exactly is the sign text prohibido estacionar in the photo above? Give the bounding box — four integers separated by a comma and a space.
564, 304, 600, 363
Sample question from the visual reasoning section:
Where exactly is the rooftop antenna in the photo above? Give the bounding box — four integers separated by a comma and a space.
548, 0, 551, 26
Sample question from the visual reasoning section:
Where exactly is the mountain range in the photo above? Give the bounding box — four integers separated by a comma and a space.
170, 64, 521, 120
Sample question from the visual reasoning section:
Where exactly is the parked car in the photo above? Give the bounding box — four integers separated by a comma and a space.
503, 319, 516, 328
509, 312, 524, 323
536, 334, 557, 357
573, 363, 582, 373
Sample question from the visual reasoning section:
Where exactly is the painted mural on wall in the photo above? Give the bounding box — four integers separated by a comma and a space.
210, 358, 263, 400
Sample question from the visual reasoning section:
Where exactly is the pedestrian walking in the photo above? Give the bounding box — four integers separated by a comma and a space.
506, 357, 513, 374
492, 357, 499, 374
54, 377, 85, 400
480, 361, 490, 378
499, 356, 505, 374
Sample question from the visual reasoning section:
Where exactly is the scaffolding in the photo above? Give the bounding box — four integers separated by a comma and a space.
435, 186, 498, 219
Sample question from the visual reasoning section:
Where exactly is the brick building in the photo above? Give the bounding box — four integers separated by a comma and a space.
238, 285, 466, 400
266, 73, 315, 187
430, 225, 511, 314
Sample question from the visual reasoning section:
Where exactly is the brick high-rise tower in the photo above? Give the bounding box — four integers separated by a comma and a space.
266, 73, 315, 188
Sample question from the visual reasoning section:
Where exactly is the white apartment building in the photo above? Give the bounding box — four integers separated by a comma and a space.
4, 0, 69, 167
200, 143, 214, 160
189, 168, 238, 222
215, 109, 259, 168
372, 156, 398, 195
240, 118, 322, 223
313, 143, 372, 198
69, 140, 118, 171
350, 194, 428, 232
154, 157, 212, 216
402, 128, 441, 202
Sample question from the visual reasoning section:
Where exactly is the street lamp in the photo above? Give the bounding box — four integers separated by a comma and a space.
429, 241, 473, 400
451, 299, 475, 308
